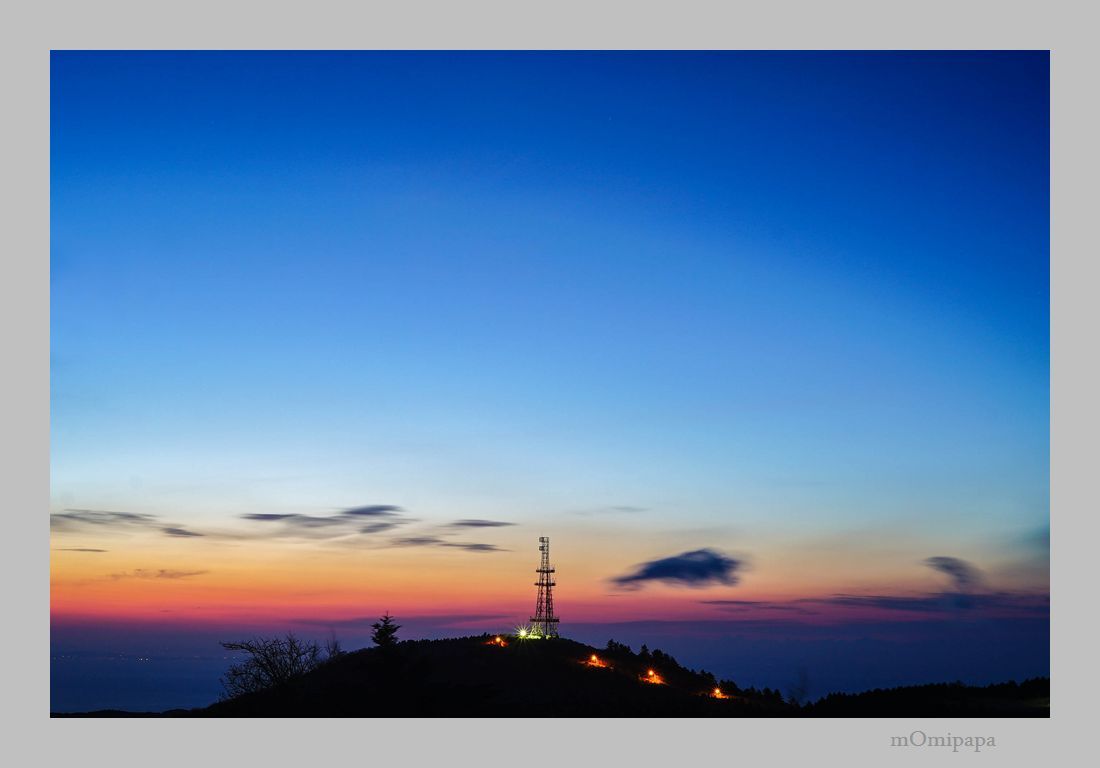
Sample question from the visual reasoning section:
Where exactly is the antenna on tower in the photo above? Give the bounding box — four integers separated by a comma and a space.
530, 536, 560, 638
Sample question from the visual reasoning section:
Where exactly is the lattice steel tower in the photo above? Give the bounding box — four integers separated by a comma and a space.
530, 536, 560, 638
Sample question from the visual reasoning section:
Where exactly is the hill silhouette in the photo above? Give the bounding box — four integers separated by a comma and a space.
201, 634, 790, 717
801, 677, 1050, 717
53, 634, 1049, 717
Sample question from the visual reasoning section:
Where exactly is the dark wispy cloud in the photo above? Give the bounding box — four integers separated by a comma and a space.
700, 599, 816, 615
924, 556, 984, 591
237, 505, 408, 539
51, 509, 157, 530
611, 549, 744, 589
241, 513, 347, 529
1021, 525, 1050, 551
813, 593, 967, 612
389, 536, 507, 553
572, 505, 648, 516
698, 555, 1044, 618
339, 505, 403, 517
391, 536, 445, 547
108, 568, 209, 580
161, 526, 204, 538
360, 521, 404, 534
53, 503, 503, 553
52, 509, 206, 540
700, 591, 1047, 617
55, 547, 108, 553
806, 591, 1048, 615
441, 542, 506, 552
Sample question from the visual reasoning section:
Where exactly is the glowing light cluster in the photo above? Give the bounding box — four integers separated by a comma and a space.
584, 653, 609, 668
514, 624, 542, 640
642, 668, 665, 684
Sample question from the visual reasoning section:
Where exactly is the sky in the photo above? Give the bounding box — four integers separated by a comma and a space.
50, 51, 1049, 710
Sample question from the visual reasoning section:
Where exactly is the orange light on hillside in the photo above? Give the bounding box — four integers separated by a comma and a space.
584, 654, 609, 668
711, 687, 729, 699
642, 669, 664, 684
591, 654, 598, 662
485, 635, 508, 647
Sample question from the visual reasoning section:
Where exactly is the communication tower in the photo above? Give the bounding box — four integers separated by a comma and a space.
530, 536, 560, 638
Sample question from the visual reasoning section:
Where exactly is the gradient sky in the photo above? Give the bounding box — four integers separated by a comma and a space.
50, 51, 1048, 708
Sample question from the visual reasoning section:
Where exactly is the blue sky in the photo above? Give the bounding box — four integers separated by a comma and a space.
51, 51, 1048, 537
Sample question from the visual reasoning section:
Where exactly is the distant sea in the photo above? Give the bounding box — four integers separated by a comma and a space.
51, 615, 1049, 713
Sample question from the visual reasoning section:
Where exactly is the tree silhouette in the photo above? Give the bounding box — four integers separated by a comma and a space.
325, 630, 344, 658
371, 612, 401, 647
605, 639, 631, 654
219, 633, 327, 699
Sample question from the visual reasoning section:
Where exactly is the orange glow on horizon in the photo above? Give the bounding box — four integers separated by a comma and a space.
50, 519, 1046, 629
